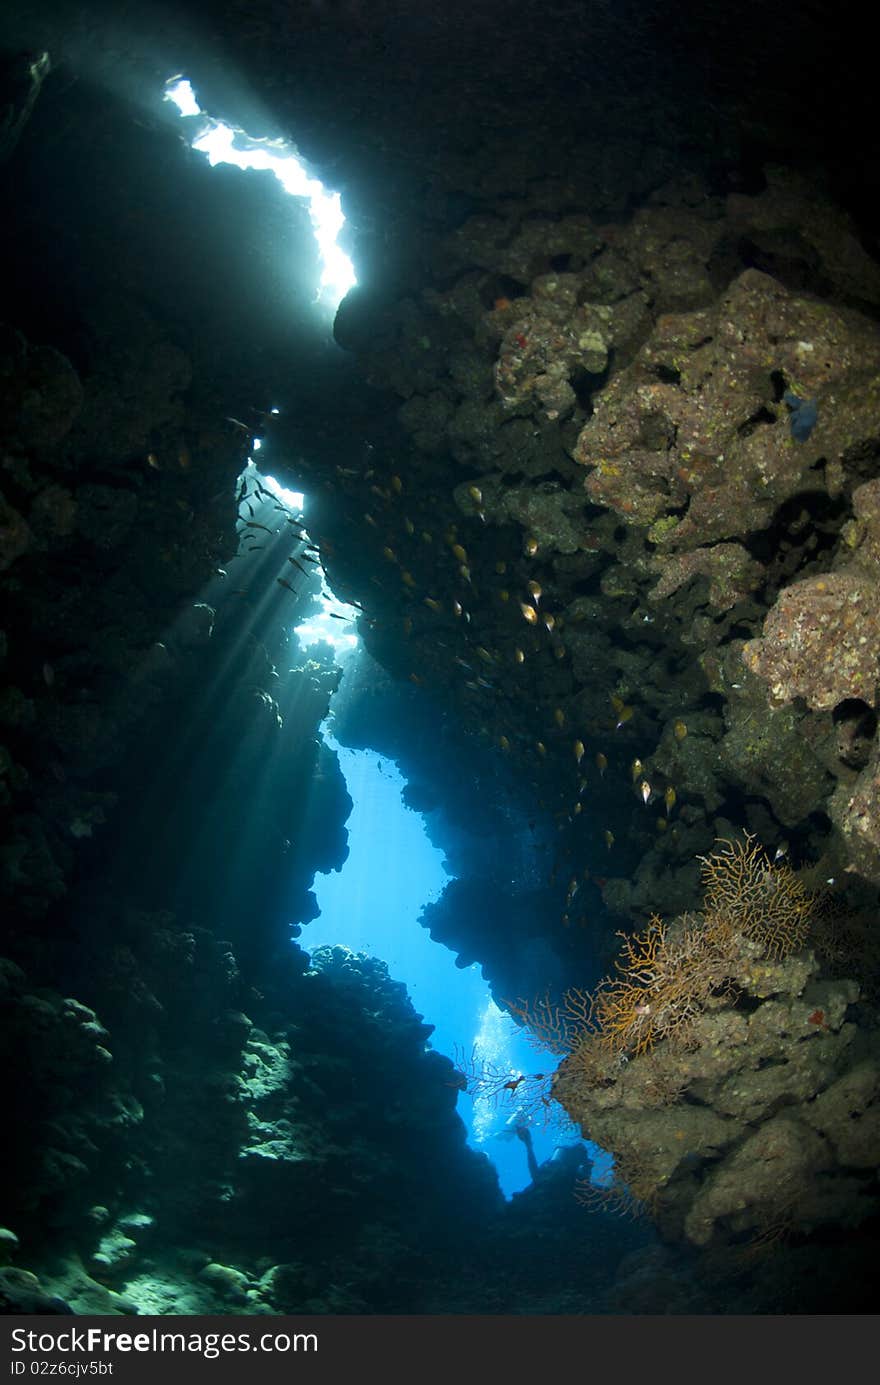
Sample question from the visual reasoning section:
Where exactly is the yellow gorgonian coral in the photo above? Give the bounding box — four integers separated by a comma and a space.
698, 834, 812, 959
591, 912, 738, 1057
511, 836, 814, 1066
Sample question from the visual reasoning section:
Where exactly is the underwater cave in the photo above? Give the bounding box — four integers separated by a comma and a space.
1, 0, 880, 1332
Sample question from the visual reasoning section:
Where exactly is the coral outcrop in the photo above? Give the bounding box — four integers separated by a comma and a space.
521, 839, 878, 1249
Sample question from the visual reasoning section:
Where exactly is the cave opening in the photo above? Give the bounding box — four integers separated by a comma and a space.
4, 0, 880, 1322
163, 75, 356, 312
157, 70, 600, 1202
292, 614, 594, 1200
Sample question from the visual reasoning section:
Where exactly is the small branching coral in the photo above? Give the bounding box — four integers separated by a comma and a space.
574, 1143, 662, 1220
595, 836, 814, 1052
580, 834, 818, 1061
505, 989, 593, 1055
574, 1169, 645, 1219
502, 836, 816, 1071
589, 913, 738, 1058
451, 1044, 558, 1127
698, 834, 813, 959
810, 900, 880, 1000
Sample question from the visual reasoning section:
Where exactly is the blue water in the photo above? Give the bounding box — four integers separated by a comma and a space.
302, 730, 591, 1197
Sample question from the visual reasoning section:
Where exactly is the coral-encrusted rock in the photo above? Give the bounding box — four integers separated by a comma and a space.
493, 282, 615, 419
829, 736, 880, 884
742, 570, 877, 709
726, 166, 880, 309
683, 1116, 833, 1247
843, 473, 880, 570
440, 212, 602, 281
612, 198, 722, 311
802, 1060, 880, 1168
492, 482, 591, 554
720, 698, 833, 826
743, 479, 880, 710
574, 269, 880, 547
551, 889, 874, 1250
649, 541, 762, 611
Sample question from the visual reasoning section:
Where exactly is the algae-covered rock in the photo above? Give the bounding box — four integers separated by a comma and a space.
575, 270, 880, 549
802, 1059, 880, 1168
828, 738, 880, 885
0, 1265, 73, 1314
743, 479, 880, 710
743, 569, 879, 710
0, 1228, 19, 1266
683, 1117, 833, 1246
649, 542, 762, 611
90, 1232, 138, 1279
198, 1262, 251, 1304
720, 698, 832, 826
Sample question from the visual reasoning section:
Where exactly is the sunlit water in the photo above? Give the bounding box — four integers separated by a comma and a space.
304, 732, 590, 1197
164, 76, 355, 308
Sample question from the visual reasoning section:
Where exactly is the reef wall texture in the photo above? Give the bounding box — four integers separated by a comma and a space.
329, 166, 880, 914
1, 0, 879, 1316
